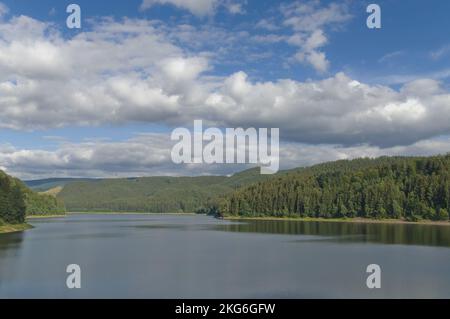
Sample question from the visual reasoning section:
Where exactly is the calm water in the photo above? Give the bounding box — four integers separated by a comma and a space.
0, 214, 449, 298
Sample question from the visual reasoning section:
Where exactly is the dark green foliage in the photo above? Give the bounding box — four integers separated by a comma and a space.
217, 155, 450, 221
0, 170, 66, 223
0, 170, 26, 224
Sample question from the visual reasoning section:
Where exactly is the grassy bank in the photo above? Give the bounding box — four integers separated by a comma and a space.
0, 223, 33, 234
224, 216, 450, 226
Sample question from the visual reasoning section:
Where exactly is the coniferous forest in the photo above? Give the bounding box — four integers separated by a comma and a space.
3, 155, 450, 223
216, 155, 450, 221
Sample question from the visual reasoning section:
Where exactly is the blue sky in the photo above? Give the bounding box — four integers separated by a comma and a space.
0, 0, 450, 178
2, 0, 449, 83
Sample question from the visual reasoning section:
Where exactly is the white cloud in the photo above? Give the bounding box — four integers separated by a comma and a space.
2, 134, 450, 180
374, 68, 450, 86
291, 30, 329, 72
281, 1, 351, 73
140, 0, 245, 16
378, 50, 404, 64
255, 18, 279, 31
281, 1, 351, 32
223, 0, 246, 14
208, 73, 450, 147
430, 44, 450, 60
1, 14, 450, 149
141, 0, 217, 16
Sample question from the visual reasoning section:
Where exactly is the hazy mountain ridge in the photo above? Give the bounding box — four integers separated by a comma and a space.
25, 178, 98, 192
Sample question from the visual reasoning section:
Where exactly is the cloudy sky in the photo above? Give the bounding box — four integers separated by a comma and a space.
0, 0, 450, 179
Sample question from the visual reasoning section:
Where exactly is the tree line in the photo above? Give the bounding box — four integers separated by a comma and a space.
0, 170, 66, 225
212, 155, 450, 221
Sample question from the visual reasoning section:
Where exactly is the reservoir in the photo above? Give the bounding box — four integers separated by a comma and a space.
0, 214, 449, 298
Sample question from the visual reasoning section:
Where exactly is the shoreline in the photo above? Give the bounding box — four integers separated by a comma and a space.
17, 213, 450, 227
67, 212, 197, 216
224, 216, 450, 226
26, 214, 66, 219
0, 223, 34, 234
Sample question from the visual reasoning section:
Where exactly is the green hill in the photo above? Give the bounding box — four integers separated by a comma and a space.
57, 168, 270, 213
215, 155, 450, 221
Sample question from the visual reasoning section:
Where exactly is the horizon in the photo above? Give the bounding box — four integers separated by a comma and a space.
22, 152, 450, 181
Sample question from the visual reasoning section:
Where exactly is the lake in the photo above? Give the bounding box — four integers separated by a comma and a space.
0, 214, 449, 298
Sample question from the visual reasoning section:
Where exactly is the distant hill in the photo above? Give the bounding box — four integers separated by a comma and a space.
57, 168, 271, 213
25, 178, 97, 192
214, 155, 450, 221
25, 154, 450, 221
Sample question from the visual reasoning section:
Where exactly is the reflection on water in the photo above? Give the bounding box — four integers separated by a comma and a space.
0, 214, 449, 298
216, 220, 450, 247
0, 232, 25, 258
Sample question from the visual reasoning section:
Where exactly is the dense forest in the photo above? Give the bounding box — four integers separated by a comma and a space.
213, 155, 450, 221
0, 170, 66, 225
25, 154, 450, 222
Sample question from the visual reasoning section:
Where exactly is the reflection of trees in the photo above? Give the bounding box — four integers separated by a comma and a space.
0, 232, 25, 291
0, 231, 25, 261
217, 220, 450, 247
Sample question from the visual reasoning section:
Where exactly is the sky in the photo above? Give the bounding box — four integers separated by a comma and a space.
0, 0, 450, 179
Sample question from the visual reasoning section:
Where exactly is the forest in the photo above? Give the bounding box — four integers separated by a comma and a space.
0, 170, 26, 224
212, 155, 450, 221
0, 170, 66, 225
10, 154, 450, 222
56, 168, 270, 213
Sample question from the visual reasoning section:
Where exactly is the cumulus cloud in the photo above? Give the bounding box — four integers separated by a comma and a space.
1, 13, 450, 150
0, 135, 173, 179
2, 134, 450, 180
208, 73, 450, 147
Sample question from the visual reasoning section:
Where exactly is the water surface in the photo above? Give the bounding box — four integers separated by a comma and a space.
0, 214, 449, 298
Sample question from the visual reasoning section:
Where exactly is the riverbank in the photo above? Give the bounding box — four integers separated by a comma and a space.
224, 216, 450, 226
26, 214, 66, 219
0, 223, 33, 234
